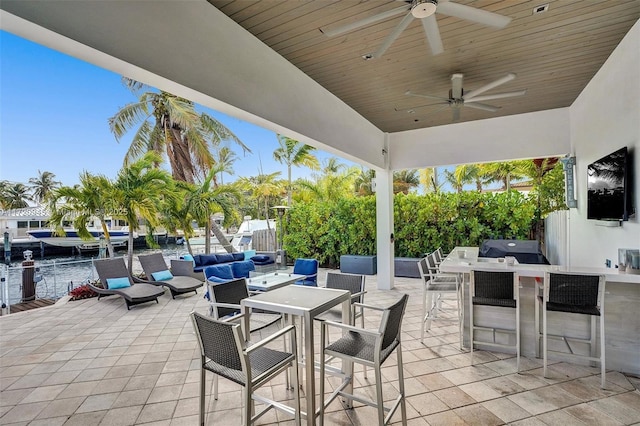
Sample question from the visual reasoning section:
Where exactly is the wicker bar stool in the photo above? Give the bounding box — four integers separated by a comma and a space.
470, 270, 520, 370
190, 311, 301, 425
537, 272, 606, 388
318, 294, 409, 426
418, 253, 462, 347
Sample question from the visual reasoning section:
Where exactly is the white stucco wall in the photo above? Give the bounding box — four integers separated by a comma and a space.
568, 20, 640, 268
389, 108, 571, 169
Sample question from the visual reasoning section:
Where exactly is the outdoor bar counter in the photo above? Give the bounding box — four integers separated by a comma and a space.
440, 247, 640, 376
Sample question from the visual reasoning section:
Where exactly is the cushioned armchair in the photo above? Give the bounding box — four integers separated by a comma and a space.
293, 258, 318, 286
204, 260, 256, 284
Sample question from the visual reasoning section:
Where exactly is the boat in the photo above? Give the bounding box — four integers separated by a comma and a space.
27, 229, 129, 248
231, 217, 276, 251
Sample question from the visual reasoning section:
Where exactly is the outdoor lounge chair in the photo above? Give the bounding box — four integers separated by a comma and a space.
138, 252, 204, 298
91, 257, 165, 310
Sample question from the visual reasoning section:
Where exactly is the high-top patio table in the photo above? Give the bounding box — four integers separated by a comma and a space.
245, 272, 306, 292
440, 246, 640, 376
241, 285, 351, 426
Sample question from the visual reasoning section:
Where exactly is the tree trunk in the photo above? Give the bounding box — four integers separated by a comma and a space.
287, 165, 292, 206
127, 232, 134, 272
99, 220, 116, 258
204, 217, 211, 254
210, 221, 235, 253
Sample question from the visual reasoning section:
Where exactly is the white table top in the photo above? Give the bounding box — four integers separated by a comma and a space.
245, 272, 305, 291
241, 285, 351, 317
440, 246, 640, 284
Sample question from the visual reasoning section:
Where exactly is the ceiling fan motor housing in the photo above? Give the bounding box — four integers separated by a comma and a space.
411, 0, 438, 19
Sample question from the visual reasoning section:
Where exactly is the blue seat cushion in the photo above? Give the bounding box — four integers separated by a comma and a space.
207, 276, 231, 284
198, 254, 219, 267
295, 279, 318, 287
204, 264, 234, 281
251, 255, 273, 265
293, 258, 318, 284
232, 252, 245, 262
151, 269, 173, 281
231, 260, 255, 278
106, 277, 131, 289
243, 250, 257, 260
216, 253, 235, 264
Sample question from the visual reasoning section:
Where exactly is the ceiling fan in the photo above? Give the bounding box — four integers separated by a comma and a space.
321, 0, 511, 59
401, 73, 527, 122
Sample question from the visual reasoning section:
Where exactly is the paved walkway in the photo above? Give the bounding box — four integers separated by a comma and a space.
1, 269, 638, 425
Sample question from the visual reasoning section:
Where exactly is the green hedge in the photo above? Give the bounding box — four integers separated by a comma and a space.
285, 191, 535, 266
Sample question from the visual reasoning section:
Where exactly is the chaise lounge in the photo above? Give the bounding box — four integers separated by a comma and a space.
138, 252, 204, 298
91, 257, 166, 310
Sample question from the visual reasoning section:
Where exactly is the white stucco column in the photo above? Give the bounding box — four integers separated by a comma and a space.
375, 139, 394, 290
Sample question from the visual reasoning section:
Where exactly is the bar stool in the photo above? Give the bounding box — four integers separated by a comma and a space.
537, 272, 606, 388
470, 270, 520, 370
417, 253, 462, 348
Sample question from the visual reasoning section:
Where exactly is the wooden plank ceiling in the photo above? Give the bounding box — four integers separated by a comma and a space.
207, 0, 639, 133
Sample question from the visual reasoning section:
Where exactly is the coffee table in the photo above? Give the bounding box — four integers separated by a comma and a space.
241, 285, 351, 425
246, 272, 305, 292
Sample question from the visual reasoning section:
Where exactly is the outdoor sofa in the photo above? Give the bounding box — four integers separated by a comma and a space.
181, 251, 276, 276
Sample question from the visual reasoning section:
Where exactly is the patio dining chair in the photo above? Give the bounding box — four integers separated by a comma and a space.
207, 278, 283, 333
318, 294, 408, 426
418, 253, 462, 348
292, 258, 318, 286
191, 311, 301, 425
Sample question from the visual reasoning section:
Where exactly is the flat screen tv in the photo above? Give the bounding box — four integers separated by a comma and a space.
587, 147, 632, 221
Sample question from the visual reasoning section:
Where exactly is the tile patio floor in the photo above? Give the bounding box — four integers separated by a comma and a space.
1, 269, 639, 425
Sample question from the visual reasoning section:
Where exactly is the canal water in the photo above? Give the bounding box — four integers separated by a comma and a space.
1, 244, 188, 306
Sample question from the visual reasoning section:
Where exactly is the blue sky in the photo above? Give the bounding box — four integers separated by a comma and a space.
0, 31, 354, 187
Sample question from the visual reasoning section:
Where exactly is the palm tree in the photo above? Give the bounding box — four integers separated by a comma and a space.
238, 172, 285, 227
296, 164, 359, 202
48, 172, 119, 257
355, 168, 376, 196
190, 166, 241, 254
111, 152, 174, 270
419, 168, 440, 193
109, 78, 249, 250
29, 170, 61, 203
273, 135, 319, 206
519, 157, 562, 242
455, 164, 484, 191
393, 169, 420, 194
159, 181, 198, 255
2, 183, 32, 209
214, 146, 237, 185
480, 161, 527, 191
0, 180, 11, 209
109, 78, 250, 183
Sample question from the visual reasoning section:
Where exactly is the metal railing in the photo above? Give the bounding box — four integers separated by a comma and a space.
0, 258, 96, 314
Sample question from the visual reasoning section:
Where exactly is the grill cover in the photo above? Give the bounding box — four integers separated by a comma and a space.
479, 240, 549, 264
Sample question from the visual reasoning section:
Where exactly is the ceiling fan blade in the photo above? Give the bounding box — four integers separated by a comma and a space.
452, 107, 461, 122
451, 73, 463, 99
369, 11, 414, 59
467, 90, 527, 103
463, 73, 516, 100
405, 90, 449, 102
321, 5, 409, 37
395, 101, 448, 112
420, 13, 444, 55
437, 1, 511, 28
464, 102, 500, 112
